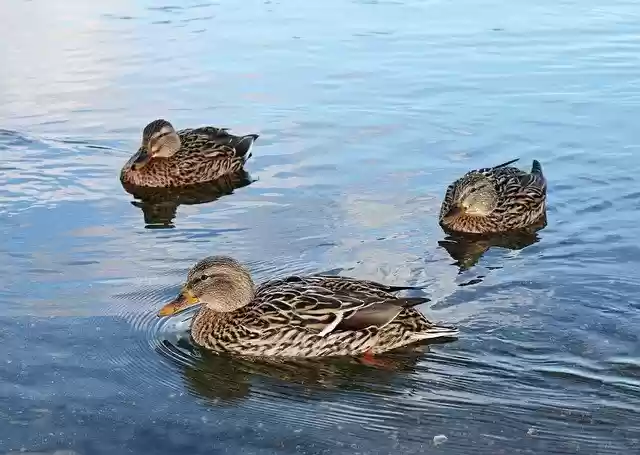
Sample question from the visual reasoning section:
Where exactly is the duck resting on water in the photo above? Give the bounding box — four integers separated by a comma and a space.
439, 158, 547, 235
120, 119, 259, 189
157, 256, 459, 358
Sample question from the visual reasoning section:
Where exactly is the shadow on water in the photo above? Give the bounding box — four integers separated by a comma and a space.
167, 344, 430, 407
438, 215, 547, 273
123, 171, 255, 229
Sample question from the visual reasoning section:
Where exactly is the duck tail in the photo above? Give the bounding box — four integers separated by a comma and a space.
493, 158, 519, 169
414, 323, 460, 341
234, 133, 260, 160
397, 296, 431, 308
386, 284, 430, 294
531, 159, 543, 175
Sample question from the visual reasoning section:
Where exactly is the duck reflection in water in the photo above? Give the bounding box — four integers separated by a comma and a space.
127, 170, 254, 228
438, 214, 546, 272
157, 336, 436, 406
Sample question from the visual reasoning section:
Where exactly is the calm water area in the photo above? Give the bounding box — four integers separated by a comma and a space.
1, 0, 640, 453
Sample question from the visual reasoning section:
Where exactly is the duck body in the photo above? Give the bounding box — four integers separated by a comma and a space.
439, 158, 547, 235
191, 276, 457, 357
158, 257, 458, 358
121, 122, 258, 189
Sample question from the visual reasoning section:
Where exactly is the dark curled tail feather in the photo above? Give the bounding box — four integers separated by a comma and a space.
531, 159, 543, 175
234, 134, 259, 159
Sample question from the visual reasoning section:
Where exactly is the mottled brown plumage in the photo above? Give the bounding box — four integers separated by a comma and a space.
120, 119, 259, 189
157, 256, 459, 358
439, 158, 547, 234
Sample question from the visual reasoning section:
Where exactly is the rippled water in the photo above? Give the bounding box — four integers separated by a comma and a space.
2, 0, 640, 453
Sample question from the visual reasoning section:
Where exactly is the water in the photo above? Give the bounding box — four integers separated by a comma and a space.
2, 0, 640, 453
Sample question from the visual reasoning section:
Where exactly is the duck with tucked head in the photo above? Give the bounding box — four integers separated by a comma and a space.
157, 256, 459, 358
120, 119, 259, 189
439, 158, 547, 235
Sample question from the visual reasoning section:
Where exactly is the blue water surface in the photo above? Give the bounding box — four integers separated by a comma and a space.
1, 0, 639, 453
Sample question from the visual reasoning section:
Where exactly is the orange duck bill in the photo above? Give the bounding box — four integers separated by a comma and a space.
157, 287, 201, 317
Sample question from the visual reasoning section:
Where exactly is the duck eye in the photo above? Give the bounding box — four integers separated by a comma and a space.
190, 273, 208, 286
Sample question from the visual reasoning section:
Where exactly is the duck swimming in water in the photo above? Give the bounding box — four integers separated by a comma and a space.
157, 256, 459, 358
439, 158, 547, 235
120, 119, 259, 189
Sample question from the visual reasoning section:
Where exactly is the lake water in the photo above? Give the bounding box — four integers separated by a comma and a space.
2, 0, 640, 453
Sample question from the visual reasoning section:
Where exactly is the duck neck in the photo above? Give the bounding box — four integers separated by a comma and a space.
442, 213, 495, 235
191, 305, 230, 347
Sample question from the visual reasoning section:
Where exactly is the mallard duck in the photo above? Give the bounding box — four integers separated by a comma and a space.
438, 158, 547, 234
120, 119, 259, 188
157, 256, 458, 358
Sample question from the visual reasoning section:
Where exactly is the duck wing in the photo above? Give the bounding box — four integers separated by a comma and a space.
304, 275, 427, 297
506, 159, 546, 193
179, 126, 259, 159
250, 276, 429, 336
489, 159, 546, 212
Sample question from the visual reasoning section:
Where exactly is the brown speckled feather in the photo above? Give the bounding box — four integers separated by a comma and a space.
190, 275, 458, 357
120, 126, 258, 188
439, 159, 547, 234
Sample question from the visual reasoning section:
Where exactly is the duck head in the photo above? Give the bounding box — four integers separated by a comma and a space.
158, 256, 255, 317
131, 119, 182, 170
442, 174, 498, 223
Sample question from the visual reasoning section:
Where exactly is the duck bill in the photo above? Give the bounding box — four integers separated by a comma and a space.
132, 149, 153, 170
157, 287, 201, 317
442, 205, 464, 223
